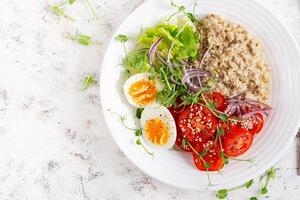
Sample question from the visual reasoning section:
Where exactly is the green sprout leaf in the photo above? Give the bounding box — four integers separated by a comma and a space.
135, 129, 142, 136
181, 138, 187, 149
186, 12, 197, 23
198, 147, 209, 157
267, 167, 277, 179
178, 5, 185, 11
51, 2, 74, 21
216, 126, 224, 137
69, 0, 76, 4
135, 108, 144, 119
220, 151, 229, 165
245, 179, 254, 188
78, 34, 91, 46
250, 197, 258, 200
216, 179, 255, 199
219, 114, 229, 122
261, 187, 268, 194
116, 34, 129, 61
216, 189, 228, 199
64, 33, 101, 46
204, 162, 211, 170
82, 74, 96, 90
136, 138, 141, 145
207, 101, 216, 110
52, 6, 65, 16
116, 34, 128, 43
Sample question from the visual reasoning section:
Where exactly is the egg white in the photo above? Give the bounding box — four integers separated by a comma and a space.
123, 73, 162, 108
140, 103, 177, 150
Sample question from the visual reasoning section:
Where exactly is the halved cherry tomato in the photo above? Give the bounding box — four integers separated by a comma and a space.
192, 140, 224, 171
205, 92, 227, 111
229, 114, 264, 135
243, 113, 264, 135
222, 128, 253, 157
178, 104, 218, 143
175, 133, 192, 152
168, 105, 184, 121
169, 105, 192, 152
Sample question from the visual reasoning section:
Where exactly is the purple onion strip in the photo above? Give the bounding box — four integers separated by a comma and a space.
148, 36, 163, 65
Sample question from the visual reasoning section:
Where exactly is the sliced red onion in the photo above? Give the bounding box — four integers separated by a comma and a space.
182, 68, 211, 93
224, 91, 273, 118
244, 98, 273, 110
148, 36, 163, 65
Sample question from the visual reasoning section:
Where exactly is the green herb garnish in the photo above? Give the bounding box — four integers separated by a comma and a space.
251, 167, 278, 199
135, 108, 144, 119
108, 110, 153, 156
69, 0, 76, 4
116, 34, 129, 61
116, 34, 128, 43
84, 0, 100, 23
65, 33, 101, 46
181, 138, 187, 149
51, 1, 75, 21
168, 0, 198, 23
216, 179, 254, 199
82, 74, 97, 90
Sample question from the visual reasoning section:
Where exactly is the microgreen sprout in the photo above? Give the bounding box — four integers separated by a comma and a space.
230, 157, 257, 166
51, 1, 75, 21
64, 33, 101, 46
69, 0, 76, 4
181, 138, 188, 149
108, 110, 153, 156
116, 34, 129, 61
250, 167, 278, 199
200, 93, 231, 123
84, 0, 100, 24
135, 108, 144, 119
186, 140, 214, 188
220, 151, 229, 165
135, 133, 154, 157
216, 179, 254, 199
82, 74, 97, 90
168, 0, 198, 23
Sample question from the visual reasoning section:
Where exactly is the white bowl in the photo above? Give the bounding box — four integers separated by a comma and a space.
100, 0, 300, 190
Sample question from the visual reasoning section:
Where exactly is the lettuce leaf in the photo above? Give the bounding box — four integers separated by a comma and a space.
138, 22, 199, 60
123, 50, 154, 78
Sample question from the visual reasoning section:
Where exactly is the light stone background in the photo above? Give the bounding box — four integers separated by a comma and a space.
0, 0, 300, 199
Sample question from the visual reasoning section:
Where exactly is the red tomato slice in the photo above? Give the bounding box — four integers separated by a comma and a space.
178, 104, 218, 143
229, 114, 264, 135
192, 140, 224, 171
243, 113, 264, 135
168, 105, 184, 121
169, 105, 192, 152
205, 92, 227, 111
222, 128, 253, 157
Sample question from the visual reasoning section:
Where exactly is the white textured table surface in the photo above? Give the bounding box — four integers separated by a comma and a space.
0, 0, 300, 199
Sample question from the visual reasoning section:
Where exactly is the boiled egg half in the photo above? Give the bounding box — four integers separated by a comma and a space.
123, 73, 162, 108
141, 103, 177, 150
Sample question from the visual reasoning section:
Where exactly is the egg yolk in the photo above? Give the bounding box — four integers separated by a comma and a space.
145, 118, 169, 145
128, 79, 157, 106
